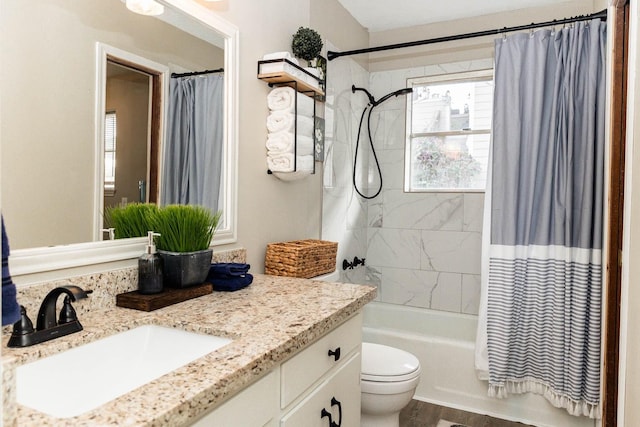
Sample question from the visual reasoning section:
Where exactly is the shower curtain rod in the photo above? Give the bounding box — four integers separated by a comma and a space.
327, 9, 607, 61
171, 67, 224, 78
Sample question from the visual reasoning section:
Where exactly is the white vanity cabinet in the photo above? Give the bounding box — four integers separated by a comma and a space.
190, 369, 280, 427
189, 312, 363, 427
280, 312, 362, 426
280, 352, 361, 427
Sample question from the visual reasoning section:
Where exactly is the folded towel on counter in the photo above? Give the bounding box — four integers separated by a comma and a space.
208, 262, 250, 277
267, 87, 314, 117
207, 263, 253, 292
267, 154, 314, 173
266, 111, 314, 135
2, 217, 20, 326
266, 132, 314, 156
209, 274, 253, 292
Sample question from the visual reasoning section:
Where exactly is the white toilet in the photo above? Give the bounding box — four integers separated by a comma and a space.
314, 269, 421, 426
360, 342, 421, 427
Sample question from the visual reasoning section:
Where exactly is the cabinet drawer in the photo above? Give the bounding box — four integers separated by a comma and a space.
280, 352, 361, 427
190, 370, 279, 427
281, 313, 362, 408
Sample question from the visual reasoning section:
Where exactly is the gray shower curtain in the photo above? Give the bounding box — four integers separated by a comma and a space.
162, 73, 224, 214
483, 19, 606, 417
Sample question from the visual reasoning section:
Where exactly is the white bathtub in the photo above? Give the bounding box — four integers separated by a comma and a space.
362, 302, 596, 427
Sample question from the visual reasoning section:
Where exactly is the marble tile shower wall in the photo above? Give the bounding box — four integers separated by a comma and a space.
323, 56, 494, 315
365, 61, 493, 315
322, 43, 370, 285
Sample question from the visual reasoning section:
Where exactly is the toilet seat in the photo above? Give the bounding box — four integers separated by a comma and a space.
361, 342, 421, 383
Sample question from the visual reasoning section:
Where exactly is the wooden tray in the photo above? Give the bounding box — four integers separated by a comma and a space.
116, 283, 213, 312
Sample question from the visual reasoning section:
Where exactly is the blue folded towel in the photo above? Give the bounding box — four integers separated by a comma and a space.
209, 273, 253, 292
207, 263, 253, 292
2, 217, 21, 326
208, 262, 250, 277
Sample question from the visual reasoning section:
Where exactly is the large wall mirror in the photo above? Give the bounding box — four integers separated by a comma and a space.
1, 0, 238, 277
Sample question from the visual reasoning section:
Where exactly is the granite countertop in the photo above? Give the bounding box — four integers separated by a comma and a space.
2, 274, 376, 426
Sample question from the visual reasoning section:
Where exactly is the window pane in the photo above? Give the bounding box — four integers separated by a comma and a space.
410, 134, 489, 190
411, 80, 493, 133
406, 70, 493, 192
104, 112, 117, 191
104, 152, 115, 182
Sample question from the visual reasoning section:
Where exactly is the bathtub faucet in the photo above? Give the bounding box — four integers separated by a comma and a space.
342, 256, 366, 270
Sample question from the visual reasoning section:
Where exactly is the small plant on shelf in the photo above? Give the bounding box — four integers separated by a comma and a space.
291, 27, 323, 63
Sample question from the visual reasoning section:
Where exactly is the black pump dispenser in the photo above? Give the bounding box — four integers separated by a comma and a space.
138, 231, 163, 294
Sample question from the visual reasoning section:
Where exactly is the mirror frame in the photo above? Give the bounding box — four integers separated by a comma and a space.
9, 0, 239, 279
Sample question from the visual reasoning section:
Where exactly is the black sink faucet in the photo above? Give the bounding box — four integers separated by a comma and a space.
8, 285, 92, 348
36, 285, 91, 330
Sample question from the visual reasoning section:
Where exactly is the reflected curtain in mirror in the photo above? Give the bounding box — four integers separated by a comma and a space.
162, 73, 224, 214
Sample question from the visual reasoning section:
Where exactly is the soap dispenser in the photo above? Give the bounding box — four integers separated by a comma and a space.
138, 231, 163, 294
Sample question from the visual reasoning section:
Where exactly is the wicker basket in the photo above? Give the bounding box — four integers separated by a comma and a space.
265, 239, 338, 278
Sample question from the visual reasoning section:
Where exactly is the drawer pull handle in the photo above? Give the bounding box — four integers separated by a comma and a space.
331, 397, 343, 427
320, 397, 342, 427
320, 408, 337, 427
328, 347, 341, 361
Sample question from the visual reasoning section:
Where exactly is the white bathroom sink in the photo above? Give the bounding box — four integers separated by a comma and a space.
16, 325, 232, 418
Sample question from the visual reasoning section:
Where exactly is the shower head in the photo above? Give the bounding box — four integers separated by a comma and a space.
352, 84, 413, 107
376, 87, 413, 105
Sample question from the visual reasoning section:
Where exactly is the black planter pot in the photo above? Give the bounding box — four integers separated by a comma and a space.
158, 249, 213, 288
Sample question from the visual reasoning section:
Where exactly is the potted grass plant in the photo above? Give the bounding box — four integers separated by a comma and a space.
149, 205, 222, 288
104, 203, 158, 239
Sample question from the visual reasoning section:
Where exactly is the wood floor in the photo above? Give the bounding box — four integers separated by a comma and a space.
399, 400, 534, 427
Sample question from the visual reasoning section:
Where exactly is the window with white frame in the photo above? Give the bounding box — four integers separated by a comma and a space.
405, 70, 493, 192
104, 111, 117, 195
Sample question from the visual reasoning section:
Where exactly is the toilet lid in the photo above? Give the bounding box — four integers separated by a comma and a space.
361, 342, 420, 382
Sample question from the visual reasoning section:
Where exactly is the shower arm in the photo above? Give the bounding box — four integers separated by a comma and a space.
351, 85, 376, 105
351, 85, 413, 107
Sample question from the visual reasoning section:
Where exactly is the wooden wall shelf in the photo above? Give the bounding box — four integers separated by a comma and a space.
257, 59, 324, 99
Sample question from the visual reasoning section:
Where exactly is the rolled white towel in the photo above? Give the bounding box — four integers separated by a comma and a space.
266, 132, 314, 156
267, 153, 295, 172
266, 111, 314, 135
266, 132, 293, 154
267, 87, 314, 117
267, 153, 315, 173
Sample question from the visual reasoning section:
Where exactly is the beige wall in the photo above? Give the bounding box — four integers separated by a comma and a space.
0, 0, 223, 249
310, 0, 369, 69
200, 0, 369, 271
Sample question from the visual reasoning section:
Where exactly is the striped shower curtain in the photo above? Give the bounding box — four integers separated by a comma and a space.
479, 19, 606, 417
